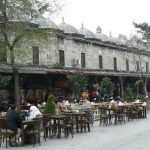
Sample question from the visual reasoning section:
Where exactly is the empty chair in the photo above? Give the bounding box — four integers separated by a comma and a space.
24, 117, 42, 147
99, 107, 109, 126
63, 115, 74, 138
43, 114, 53, 141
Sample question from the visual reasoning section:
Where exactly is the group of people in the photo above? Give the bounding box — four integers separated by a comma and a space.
5, 104, 42, 146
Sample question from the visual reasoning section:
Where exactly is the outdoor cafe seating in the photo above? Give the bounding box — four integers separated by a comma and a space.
0, 99, 148, 148
99, 101, 147, 126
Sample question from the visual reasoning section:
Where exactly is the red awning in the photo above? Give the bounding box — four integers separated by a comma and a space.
47, 70, 70, 75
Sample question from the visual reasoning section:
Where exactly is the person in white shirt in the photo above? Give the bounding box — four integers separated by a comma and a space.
29, 105, 42, 120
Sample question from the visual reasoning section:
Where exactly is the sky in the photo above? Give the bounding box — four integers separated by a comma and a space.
51, 0, 150, 39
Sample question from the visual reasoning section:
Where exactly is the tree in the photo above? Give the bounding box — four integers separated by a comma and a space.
133, 22, 150, 45
132, 22, 150, 98
67, 70, 88, 98
100, 77, 114, 98
0, 0, 62, 110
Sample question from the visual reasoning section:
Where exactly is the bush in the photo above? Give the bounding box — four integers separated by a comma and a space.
125, 86, 135, 102
43, 95, 56, 115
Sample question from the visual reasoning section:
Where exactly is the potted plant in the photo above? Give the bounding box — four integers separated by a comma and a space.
43, 95, 56, 115
124, 85, 135, 102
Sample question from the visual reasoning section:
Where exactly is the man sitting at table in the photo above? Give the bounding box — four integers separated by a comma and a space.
6, 104, 21, 146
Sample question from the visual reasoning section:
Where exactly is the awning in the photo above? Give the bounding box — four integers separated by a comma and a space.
47, 70, 70, 75
47, 69, 112, 76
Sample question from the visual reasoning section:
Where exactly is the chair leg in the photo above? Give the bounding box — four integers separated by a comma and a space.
71, 128, 74, 138
43, 129, 46, 142
33, 134, 35, 147
38, 133, 41, 145
6, 135, 8, 148
0, 135, 1, 147
87, 124, 90, 132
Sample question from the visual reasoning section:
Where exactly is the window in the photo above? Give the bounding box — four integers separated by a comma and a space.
33, 46, 39, 65
99, 55, 103, 69
57, 37, 64, 44
0, 42, 7, 63
136, 61, 139, 71
81, 53, 85, 68
113, 57, 117, 71
126, 59, 129, 71
146, 62, 148, 72
59, 50, 65, 66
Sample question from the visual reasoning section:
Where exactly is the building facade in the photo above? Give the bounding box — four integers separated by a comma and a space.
0, 17, 150, 102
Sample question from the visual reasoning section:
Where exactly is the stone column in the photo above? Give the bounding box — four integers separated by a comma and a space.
119, 76, 125, 100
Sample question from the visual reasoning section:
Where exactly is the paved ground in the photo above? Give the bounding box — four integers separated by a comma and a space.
2, 112, 150, 150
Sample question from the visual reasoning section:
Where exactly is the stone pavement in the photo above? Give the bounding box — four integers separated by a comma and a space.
2, 112, 150, 150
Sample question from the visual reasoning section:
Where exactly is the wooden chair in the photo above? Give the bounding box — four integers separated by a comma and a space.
24, 117, 42, 147
0, 118, 17, 148
76, 113, 89, 133
43, 114, 53, 141
115, 107, 126, 124
85, 109, 94, 126
99, 107, 109, 126
83, 111, 91, 132
62, 112, 76, 135
51, 116, 72, 139
127, 106, 139, 121
63, 115, 74, 138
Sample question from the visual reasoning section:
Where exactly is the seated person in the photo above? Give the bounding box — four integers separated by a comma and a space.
142, 101, 147, 106
24, 105, 42, 144
83, 99, 91, 108
6, 104, 21, 146
57, 101, 70, 112
29, 105, 42, 119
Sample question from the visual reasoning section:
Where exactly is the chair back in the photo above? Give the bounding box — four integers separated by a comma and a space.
0, 117, 16, 148
0, 118, 8, 132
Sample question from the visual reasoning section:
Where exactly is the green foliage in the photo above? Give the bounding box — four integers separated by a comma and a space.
1, 0, 61, 20
44, 95, 56, 115
0, 74, 11, 88
124, 86, 134, 102
133, 22, 150, 42
67, 70, 88, 98
100, 77, 114, 96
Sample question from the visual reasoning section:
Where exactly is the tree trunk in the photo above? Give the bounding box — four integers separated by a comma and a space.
136, 84, 139, 98
14, 68, 20, 111
10, 47, 20, 111
119, 76, 125, 100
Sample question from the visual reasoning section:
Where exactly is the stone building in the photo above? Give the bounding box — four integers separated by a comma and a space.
0, 17, 150, 102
